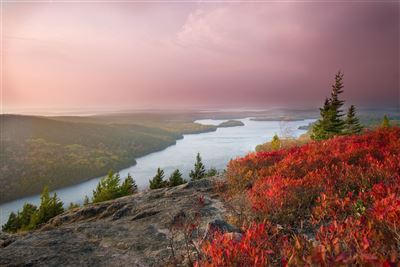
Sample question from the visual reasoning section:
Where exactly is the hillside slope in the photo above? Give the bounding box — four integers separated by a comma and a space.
0, 114, 216, 203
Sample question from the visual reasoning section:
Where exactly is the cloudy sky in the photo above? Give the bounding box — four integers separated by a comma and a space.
3, 1, 399, 112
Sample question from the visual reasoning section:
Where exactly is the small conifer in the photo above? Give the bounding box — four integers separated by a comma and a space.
344, 105, 363, 134
149, 168, 167, 189
189, 153, 206, 181
168, 169, 186, 187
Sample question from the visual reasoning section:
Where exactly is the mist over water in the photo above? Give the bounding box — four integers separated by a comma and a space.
0, 118, 314, 225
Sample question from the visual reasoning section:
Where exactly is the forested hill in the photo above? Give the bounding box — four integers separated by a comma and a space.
0, 114, 215, 203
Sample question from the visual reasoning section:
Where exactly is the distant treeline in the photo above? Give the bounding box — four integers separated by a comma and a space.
0, 115, 216, 203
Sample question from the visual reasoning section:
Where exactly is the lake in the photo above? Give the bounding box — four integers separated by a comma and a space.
0, 118, 315, 226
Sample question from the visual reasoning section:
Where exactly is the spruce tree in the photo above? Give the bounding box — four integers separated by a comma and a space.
2, 212, 20, 233
168, 169, 186, 187
49, 193, 64, 217
189, 153, 206, 181
30, 186, 64, 228
328, 71, 345, 134
149, 168, 167, 189
92, 171, 121, 203
311, 98, 332, 140
2, 203, 38, 233
120, 173, 138, 195
311, 71, 346, 140
344, 105, 363, 134
381, 115, 391, 128
18, 203, 37, 230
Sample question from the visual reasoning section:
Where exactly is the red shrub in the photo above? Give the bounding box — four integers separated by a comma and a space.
310, 217, 399, 266
200, 128, 400, 266
225, 150, 286, 193
250, 174, 323, 224
198, 222, 288, 267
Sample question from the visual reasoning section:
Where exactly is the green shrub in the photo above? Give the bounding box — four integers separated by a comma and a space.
206, 167, 218, 177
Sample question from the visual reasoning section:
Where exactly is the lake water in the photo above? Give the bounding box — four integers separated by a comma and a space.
0, 118, 315, 226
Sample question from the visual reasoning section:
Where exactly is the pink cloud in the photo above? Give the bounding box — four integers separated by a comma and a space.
3, 2, 399, 111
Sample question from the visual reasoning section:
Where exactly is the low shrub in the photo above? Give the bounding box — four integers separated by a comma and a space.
199, 128, 400, 266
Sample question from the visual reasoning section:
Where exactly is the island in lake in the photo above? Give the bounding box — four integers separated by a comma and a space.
217, 120, 245, 128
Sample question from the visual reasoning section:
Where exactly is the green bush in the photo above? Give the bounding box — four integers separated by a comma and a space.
206, 167, 218, 177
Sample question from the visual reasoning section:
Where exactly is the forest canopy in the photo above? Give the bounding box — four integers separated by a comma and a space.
0, 114, 215, 203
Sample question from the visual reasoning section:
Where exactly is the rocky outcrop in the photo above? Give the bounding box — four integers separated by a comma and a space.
0, 177, 237, 267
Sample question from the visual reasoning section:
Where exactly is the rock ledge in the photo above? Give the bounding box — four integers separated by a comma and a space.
0, 177, 234, 267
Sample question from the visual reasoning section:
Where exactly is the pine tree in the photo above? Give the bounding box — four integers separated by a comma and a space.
381, 115, 391, 128
30, 186, 64, 228
18, 203, 37, 231
344, 105, 363, 134
328, 71, 345, 134
119, 173, 138, 195
168, 169, 186, 187
311, 71, 346, 140
92, 171, 121, 203
2, 212, 20, 233
91, 172, 138, 203
149, 168, 167, 189
2, 203, 38, 233
311, 98, 332, 140
2, 189, 64, 232
189, 153, 206, 181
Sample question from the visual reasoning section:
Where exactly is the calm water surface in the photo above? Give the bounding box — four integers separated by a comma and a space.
0, 118, 314, 225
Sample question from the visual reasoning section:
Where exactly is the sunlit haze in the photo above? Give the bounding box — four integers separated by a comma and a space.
3, 2, 399, 113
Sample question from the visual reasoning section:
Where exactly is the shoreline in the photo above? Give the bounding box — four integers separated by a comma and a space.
0, 118, 314, 226
1, 116, 314, 204
0, 124, 219, 205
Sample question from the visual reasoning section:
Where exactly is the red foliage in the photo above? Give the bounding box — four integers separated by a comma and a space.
198, 128, 400, 266
198, 222, 288, 267
310, 217, 399, 266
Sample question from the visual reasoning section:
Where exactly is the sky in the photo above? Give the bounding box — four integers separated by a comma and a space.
2, 1, 399, 113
